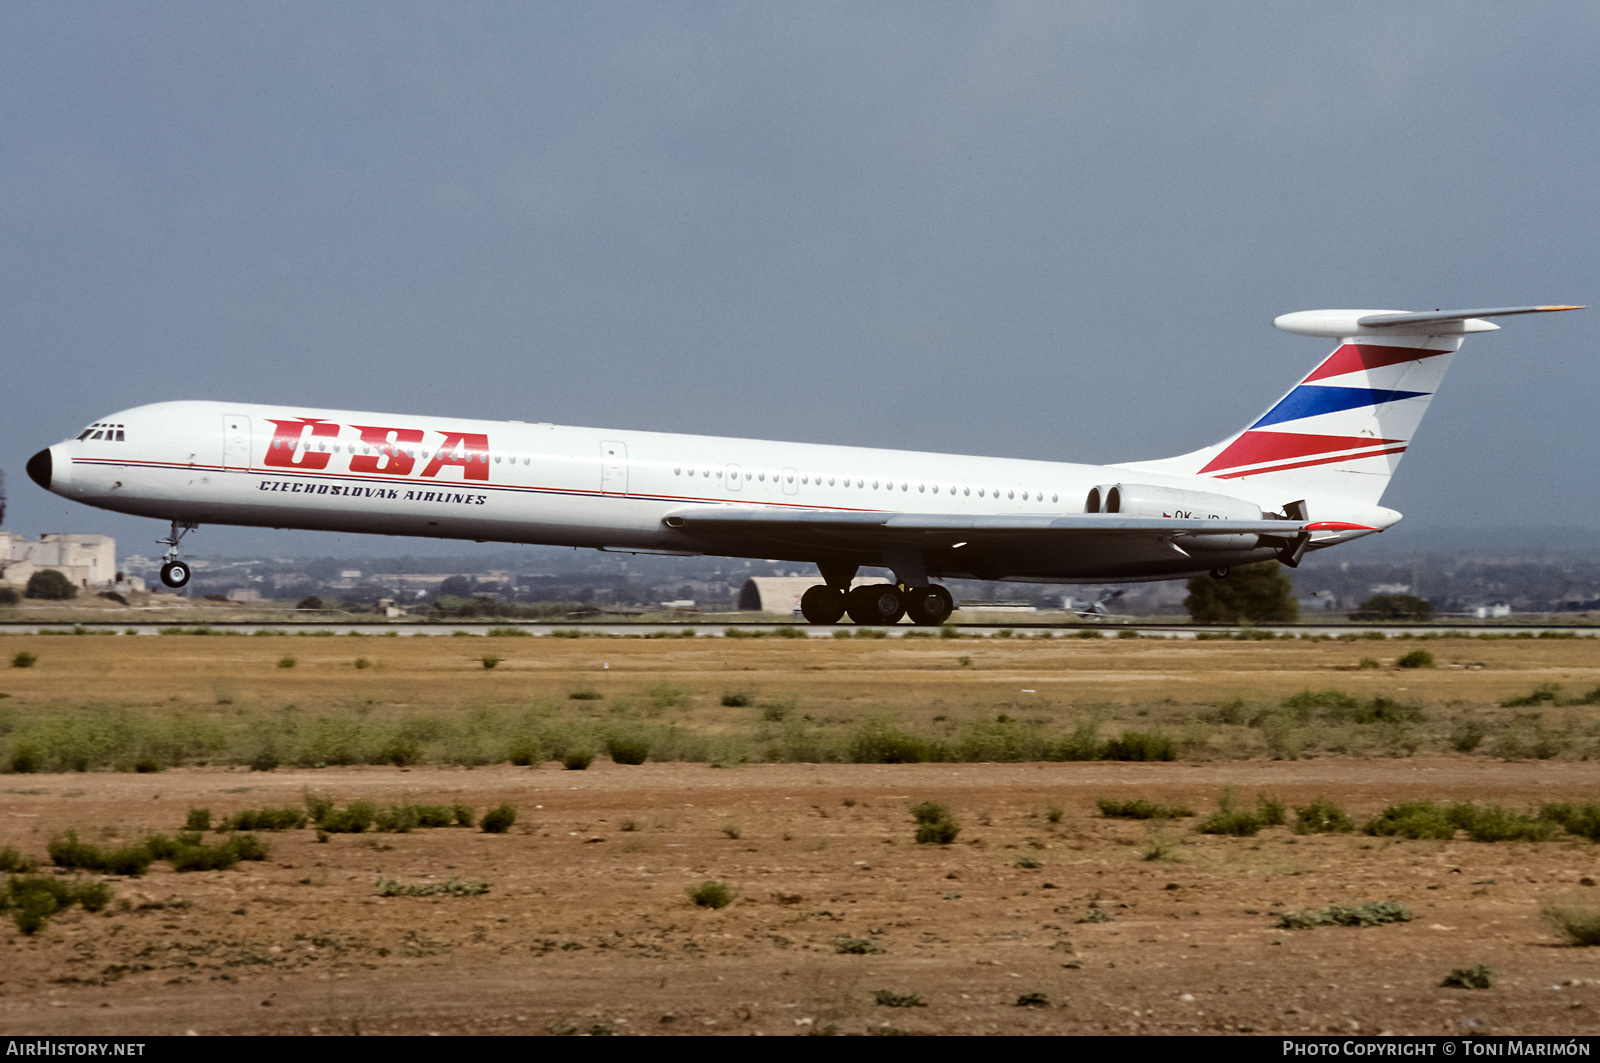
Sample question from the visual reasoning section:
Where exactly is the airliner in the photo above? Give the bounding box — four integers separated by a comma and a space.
24, 305, 1580, 625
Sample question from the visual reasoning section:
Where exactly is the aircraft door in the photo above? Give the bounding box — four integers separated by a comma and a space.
223, 415, 252, 471
600, 441, 628, 496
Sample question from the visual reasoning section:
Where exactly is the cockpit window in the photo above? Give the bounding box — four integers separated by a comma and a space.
76, 423, 125, 442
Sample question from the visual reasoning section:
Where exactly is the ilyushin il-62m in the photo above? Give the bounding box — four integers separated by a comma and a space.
26, 304, 1581, 625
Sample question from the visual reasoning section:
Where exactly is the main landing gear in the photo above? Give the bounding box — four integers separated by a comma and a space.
157, 520, 198, 589
799, 582, 953, 626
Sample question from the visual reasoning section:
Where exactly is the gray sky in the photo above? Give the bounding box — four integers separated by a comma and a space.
4, 2, 1596, 559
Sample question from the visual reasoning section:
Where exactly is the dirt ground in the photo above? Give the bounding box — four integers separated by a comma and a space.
0, 759, 1596, 1036
1, 633, 1599, 1036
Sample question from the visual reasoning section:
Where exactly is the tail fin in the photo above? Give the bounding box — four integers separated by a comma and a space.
1116, 305, 1582, 507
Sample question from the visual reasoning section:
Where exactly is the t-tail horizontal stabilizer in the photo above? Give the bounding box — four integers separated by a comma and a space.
1117, 304, 1583, 509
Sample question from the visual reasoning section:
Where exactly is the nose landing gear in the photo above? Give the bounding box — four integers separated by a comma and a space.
157, 520, 198, 589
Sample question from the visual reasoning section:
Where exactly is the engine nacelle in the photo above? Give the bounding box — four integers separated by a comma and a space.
1085, 483, 1264, 522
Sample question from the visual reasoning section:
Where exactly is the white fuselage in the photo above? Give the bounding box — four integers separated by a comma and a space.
38, 400, 1391, 582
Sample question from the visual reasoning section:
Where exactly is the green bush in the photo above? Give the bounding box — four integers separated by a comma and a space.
910, 801, 961, 845
169, 838, 241, 872
607, 733, 651, 765
1280, 690, 1424, 725
481, 804, 517, 833
720, 692, 752, 707
1363, 801, 1456, 840
834, 934, 885, 954
1196, 808, 1264, 836
1539, 803, 1600, 841
1544, 904, 1600, 946
480, 655, 501, 670
229, 834, 270, 861
0, 874, 113, 934
11, 652, 37, 669
1441, 965, 1495, 989
185, 808, 212, 831
221, 808, 307, 831
0, 588, 19, 607
1501, 683, 1574, 707
315, 800, 376, 833
875, 990, 926, 1008
1052, 721, 1102, 761
1096, 798, 1194, 820
1197, 793, 1285, 836
24, 570, 78, 600
1365, 800, 1557, 843
376, 876, 490, 897
1396, 649, 1435, 669
1183, 560, 1297, 623
850, 724, 931, 764
1451, 719, 1485, 753
1457, 804, 1558, 843
1100, 731, 1175, 762
1277, 900, 1413, 929
563, 750, 594, 770
0, 847, 34, 873
374, 805, 421, 833
1349, 594, 1432, 622
1292, 796, 1354, 834
47, 831, 152, 876
688, 880, 734, 909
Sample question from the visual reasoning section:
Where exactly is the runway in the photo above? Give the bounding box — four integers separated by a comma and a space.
1, 619, 1594, 638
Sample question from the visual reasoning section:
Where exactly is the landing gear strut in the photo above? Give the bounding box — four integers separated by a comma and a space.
158, 520, 198, 589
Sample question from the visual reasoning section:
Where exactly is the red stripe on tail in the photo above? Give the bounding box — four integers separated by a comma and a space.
1198, 431, 1404, 475
1302, 343, 1447, 382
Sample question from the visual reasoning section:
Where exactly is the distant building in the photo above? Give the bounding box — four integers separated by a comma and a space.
1474, 603, 1513, 619
1298, 590, 1340, 612
736, 576, 891, 613
0, 533, 121, 591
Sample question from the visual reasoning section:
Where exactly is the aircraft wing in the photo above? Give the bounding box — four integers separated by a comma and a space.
661, 507, 1364, 573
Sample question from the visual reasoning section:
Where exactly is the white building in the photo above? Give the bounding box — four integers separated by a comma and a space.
0, 533, 120, 591
736, 576, 892, 613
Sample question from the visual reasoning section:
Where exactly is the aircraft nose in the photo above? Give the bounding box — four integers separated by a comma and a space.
26, 448, 52, 490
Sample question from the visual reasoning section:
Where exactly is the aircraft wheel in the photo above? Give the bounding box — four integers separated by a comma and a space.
1209, 567, 1230, 580
845, 584, 905, 625
800, 585, 846, 625
904, 585, 953, 626
160, 561, 191, 589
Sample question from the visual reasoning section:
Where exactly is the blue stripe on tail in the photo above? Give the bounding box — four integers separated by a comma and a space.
1251, 385, 1430, 429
